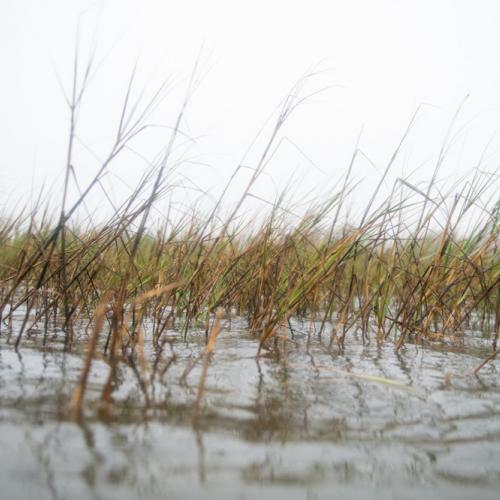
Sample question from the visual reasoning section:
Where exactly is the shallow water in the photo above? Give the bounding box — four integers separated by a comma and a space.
1, 316, 499, 499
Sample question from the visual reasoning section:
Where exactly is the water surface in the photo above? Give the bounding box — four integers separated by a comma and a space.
1, 317, 499, 499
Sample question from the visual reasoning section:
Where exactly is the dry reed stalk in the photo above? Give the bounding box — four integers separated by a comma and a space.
473, 350, 497, 374
70, 299, 107, 419
194, 307, 225, 417
132, 281, 184, 306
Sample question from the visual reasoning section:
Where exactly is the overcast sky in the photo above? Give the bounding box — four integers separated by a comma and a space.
1, 0, 500, 223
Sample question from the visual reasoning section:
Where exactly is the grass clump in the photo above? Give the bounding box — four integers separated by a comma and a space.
0, 54, 498, 416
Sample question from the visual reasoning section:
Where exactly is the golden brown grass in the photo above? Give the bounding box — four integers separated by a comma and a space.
0, 51, 498, 416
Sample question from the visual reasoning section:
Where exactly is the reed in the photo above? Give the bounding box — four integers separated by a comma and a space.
0, 53, 498, 416
1, 175, 497, 348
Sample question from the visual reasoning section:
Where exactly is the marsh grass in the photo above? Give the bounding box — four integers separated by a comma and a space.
0, 51, 499, 417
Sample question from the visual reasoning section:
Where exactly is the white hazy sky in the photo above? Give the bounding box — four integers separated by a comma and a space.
1, 0, 500, 222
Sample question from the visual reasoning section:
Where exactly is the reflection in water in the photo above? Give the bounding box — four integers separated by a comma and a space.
0, 317, 500, 499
